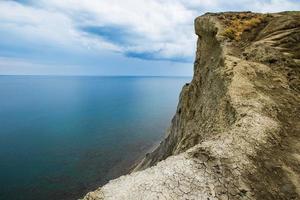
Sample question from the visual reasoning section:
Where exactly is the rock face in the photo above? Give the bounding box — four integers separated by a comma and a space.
83, 12, 300, 200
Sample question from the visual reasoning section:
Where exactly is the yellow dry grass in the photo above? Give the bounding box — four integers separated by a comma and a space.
220, 13, 266, 41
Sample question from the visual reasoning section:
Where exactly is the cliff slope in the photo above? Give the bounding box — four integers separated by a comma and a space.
83, 12, 300, 200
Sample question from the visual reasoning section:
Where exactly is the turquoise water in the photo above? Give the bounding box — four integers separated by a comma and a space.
0, 76, 190, 200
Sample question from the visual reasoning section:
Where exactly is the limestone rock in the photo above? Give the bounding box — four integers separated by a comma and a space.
83, 12, 300, 200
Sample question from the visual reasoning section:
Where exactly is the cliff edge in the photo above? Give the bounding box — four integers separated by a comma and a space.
83, 12, 300, 200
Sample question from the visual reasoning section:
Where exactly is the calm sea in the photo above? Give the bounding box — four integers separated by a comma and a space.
0, 76, 190, 200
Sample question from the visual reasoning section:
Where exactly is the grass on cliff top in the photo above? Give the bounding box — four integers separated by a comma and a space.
219, 13, 267, 41
280, 11, 300, 15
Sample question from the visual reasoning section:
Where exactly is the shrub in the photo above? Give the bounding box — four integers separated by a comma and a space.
243, 18, 262, 30
220, 14, 265, 41
222, 28, 236, 40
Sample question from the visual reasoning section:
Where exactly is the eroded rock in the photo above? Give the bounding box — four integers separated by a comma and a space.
82, 12, 300, 200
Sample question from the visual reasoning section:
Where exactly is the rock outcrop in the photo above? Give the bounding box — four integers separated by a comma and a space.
83, 12, 300, 200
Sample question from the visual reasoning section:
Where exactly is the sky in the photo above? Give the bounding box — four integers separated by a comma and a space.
0, 0, 299, 76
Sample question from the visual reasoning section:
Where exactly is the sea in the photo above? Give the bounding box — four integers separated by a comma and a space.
0, 75, 191, 200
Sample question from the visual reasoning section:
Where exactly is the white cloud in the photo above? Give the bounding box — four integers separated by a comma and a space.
36, 0, 198, 60
252, 0, 300, 12
0, 0, 299, 62
0, 2, 72, 45
0, 1, 120, 53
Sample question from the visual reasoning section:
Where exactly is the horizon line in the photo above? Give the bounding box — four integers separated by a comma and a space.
0, 74, 193, 78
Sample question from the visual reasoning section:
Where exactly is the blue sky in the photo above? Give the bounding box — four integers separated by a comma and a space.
0, 0, 299, 76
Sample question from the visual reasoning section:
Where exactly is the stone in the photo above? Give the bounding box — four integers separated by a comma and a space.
82, 11, 300, 200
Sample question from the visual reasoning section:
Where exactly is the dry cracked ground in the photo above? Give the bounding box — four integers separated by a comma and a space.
83, 12, 300, 200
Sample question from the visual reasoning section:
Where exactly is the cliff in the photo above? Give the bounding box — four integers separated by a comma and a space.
83, 12, 300, 200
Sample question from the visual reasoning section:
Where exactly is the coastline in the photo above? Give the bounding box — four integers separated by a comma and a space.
128, 140, 162, 172
79, 138, 164, 199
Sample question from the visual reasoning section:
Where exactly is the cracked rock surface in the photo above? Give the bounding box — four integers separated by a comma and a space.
83, 12, 300, 200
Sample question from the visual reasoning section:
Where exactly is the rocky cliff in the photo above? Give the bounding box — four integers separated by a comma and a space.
83, 12, 300, 200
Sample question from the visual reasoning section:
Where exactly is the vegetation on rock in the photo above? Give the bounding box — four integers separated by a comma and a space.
220, 12, 267, 40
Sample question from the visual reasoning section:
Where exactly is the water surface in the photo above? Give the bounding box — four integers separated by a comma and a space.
0, 76, 190, 200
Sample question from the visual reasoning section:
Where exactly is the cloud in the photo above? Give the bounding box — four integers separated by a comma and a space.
124, 51, 191, 63
0, 0, 197, 62
81, 25, 137, 46
1, 0, 300, 66
40, 0, 198, 61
